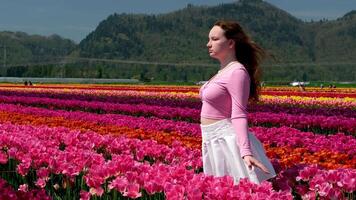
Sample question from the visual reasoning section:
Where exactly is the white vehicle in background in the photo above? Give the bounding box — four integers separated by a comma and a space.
195, 81, 207, 85
290, 81, 310, 86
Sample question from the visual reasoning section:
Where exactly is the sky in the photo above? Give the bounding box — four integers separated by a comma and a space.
0, 0, 355, 43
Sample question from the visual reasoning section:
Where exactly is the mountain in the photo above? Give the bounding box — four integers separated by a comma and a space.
308, 10, 356, 62
76, 0, 356, 65
0, 31, 76, 66
76, 0, 311, 63
71, 0, 356, 82
1, 0, 355, 82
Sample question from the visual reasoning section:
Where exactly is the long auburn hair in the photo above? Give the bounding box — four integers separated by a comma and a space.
214, 20, 264, 102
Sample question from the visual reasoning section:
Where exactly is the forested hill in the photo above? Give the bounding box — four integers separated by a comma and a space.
304, 10, 356, 62
0, 31, 76, 66
1, 0, 355, 81
76, 0, 356, 64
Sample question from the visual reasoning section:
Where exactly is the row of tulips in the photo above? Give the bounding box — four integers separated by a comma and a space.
0, 103, 202, 137
2, 106, 352, 174
1, 122, 355, 199
0, 94, 200, 122
0, 131, 354, 195
261, 90, 356, 98
0, 104, 355, 170
0, 84, 198, 93
0, 122, 203, 174
1, 94, 354, 135
0, 88, 202, 109
249, 103, 355, 118
1, 89, 355, 118
1, 86, 355, 110
0, 122, 293, 199
249, 112, 355, 135
261, 95, 356, 110
258, 86, 356, 93
2, 83, 356, 96
1, 103, 355, 156
0, 106, 202, 150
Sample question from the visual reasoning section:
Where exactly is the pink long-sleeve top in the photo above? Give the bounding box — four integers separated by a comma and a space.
199, 62, 252, 158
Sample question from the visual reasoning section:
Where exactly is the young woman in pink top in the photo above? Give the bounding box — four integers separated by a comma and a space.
199, 20, 276, 184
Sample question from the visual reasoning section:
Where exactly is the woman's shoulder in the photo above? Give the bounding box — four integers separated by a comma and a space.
229, 63, 249, 78
231, 62, 247, 72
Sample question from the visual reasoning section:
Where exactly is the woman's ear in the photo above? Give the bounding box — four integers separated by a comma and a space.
228, 39, 235, 49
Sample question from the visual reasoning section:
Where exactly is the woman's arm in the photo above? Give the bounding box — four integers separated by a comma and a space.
226, 67, 252, 158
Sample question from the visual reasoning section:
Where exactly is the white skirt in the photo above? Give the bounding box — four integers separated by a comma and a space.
200, 118, 276, 185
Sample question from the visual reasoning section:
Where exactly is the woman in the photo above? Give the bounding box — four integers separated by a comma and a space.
199, 20, 276, 184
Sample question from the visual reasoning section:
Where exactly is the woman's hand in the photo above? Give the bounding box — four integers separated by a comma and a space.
242, 155, 270, 174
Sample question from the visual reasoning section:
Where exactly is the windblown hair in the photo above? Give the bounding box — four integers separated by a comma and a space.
214, 20, 264, 102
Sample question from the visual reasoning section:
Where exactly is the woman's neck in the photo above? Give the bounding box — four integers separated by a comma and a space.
219, 55, 238, 69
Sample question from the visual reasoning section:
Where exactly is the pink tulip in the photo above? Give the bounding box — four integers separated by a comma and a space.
143, 181, 159, 195
7, 147, 18, 158
302, 191, 317, 200
123, 183, 142, 199
0, 151, 7, 164
316, 182, 333, 197
109, 176, 128, 193
164, 182, 185, 200
18, 184, 29, 192
185, 175, 204, 200
80, 190, 91, 200
340, 171, 356, 193
36, 167, 50, 179
296, 165, 320, 182
186, 187, 202, 200
16, 157, 32, 176
89, 186, 104, 197
35, 178, 47, 188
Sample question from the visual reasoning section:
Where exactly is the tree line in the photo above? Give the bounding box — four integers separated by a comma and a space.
0, 0, 355, 81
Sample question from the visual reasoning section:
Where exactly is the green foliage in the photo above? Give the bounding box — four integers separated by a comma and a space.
0, 31, 76, 66
74, 0, 356, 81
77, 0, 312, 63
1, 0, 355, 82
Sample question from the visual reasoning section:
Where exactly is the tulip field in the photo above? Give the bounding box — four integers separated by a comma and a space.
0, 83, 355, 200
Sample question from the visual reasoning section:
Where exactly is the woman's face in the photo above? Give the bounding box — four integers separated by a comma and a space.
207, 25, 233, 60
